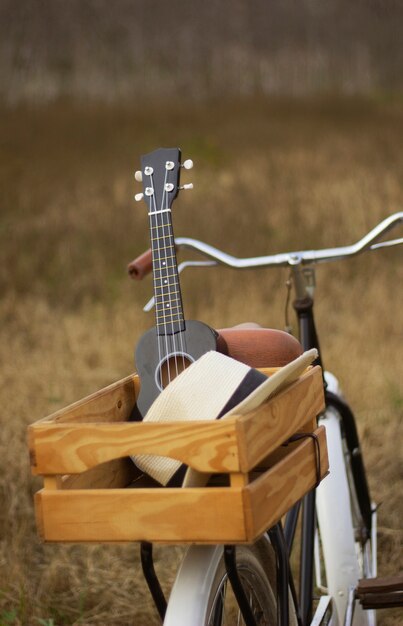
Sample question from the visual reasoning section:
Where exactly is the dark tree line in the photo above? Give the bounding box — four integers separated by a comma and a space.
1, 0, 402, 103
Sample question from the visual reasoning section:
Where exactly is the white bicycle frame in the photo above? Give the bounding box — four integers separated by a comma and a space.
149, 213, 402, 626
316, 372, 377, 626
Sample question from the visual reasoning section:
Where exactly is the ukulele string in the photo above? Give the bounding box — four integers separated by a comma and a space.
156, 170, 173, 387
148, 170, 170, 388
163, 167, 187, 377
160, 164, 179, 383
148, 171, 163, 387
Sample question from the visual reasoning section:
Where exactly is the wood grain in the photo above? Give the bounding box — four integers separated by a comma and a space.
32, 374, 138, 425
29, 368, 323, 476
242, 426, 328, 540
31, 366, 329, 545
30, 418, 240, 475
236, 366, 324, 471
36, 487, 246, 544
61, 457, 138, 490
34, 426, 328, 544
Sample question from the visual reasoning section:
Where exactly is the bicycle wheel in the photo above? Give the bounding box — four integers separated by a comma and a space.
164, 535, 295, 626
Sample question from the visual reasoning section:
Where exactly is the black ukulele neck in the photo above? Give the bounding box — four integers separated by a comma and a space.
136, 147, 192, 337
149, 209, 185, 336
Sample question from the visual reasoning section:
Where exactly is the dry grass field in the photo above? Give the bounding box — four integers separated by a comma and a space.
0, 98, 402, 625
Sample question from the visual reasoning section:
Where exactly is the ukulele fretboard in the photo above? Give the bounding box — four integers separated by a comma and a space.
150, 212, 185, 335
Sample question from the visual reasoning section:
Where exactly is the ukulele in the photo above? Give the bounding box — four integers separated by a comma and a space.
130, 147, 218, 421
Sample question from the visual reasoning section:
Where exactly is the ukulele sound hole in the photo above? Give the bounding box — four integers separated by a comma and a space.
155, 352, 194, 391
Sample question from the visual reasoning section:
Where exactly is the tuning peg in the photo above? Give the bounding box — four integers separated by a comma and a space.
182, 159, 193, 170
179, 183, 194, 190
135, 192, 144, 202
134, 170, 143, 182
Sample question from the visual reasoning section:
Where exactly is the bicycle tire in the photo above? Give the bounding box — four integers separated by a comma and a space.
164, 535, 296, 626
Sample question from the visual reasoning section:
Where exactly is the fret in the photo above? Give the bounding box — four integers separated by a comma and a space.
150, 232, 174, 241
157, 320, 185, 335
156, 308, 183, 316
156, 303, 183, 314
155, 299, 183, 308
152, 245, 175, 254
150, 224, 175, 231
154, 271, 177, 280
155, 288, 179, 299
153, 265, 177, 275
152, 244, 175, 252
153, 250, 175, 257
155, 316, 184, 326
153, 271, 181, 281
156, 319, 184, 328
155, 290, 181, 300
155, 306, 183, 322
151, 235, 175, 243
153, 254, 176, 264
155, 285, 180, 294
155, 283, 180, 290
156, 314, 184, 324
156, 300, 183, 311
151, 240, 175, 248
155, 301, 183, 311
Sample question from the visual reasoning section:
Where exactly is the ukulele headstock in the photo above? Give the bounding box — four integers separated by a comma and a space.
134, 147, 193, 212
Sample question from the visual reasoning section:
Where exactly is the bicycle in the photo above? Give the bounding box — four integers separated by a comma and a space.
128, 203, 403, 626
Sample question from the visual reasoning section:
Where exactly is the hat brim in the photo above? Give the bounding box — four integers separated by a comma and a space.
182, 348, 318, 487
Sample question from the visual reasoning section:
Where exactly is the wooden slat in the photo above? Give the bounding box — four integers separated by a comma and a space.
38, 460, 138, 491
32, 375, 138, 425
30, 369, 322, 477
32, 368, 276, 427
243, 426, 328, 541
236, 367, 324, 471
251, 416, 319, 474
28, 367, 277, 475
61, 458, 138, 490
29, 418, 239, 475
36, 486, 246, 544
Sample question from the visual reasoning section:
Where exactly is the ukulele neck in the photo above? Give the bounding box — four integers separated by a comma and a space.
150, 209, 185, 336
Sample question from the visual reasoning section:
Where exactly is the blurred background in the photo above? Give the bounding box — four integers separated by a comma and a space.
0, 1, 402, 624
1, 0, 403, 102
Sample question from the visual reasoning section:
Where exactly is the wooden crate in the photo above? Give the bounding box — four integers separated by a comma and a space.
29, 366, 327, 544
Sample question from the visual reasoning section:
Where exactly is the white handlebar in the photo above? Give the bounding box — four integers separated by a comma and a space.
143, 213, 402, 311
173, 212, 403, 269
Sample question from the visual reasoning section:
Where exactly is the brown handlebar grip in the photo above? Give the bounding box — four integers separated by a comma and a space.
128, 249, 153, 280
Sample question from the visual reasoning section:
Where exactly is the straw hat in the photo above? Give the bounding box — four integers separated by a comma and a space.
132, 348, 318, 487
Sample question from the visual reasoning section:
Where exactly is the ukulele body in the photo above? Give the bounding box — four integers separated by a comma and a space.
132, 320, 218, 420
